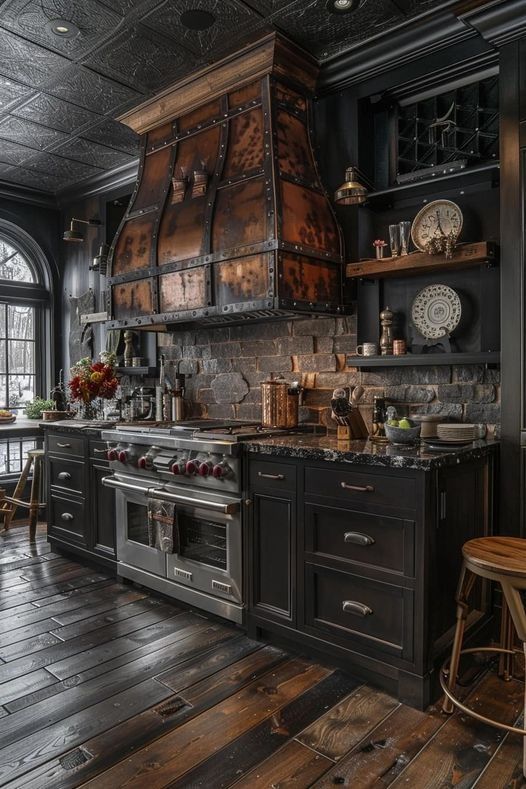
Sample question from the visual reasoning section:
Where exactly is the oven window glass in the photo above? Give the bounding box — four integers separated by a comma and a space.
126, 502, 149, 546
178, 513, 227, 569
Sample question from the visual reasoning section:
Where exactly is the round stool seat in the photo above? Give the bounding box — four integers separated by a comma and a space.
462, 536, 526, 579
27, 449, 45, 458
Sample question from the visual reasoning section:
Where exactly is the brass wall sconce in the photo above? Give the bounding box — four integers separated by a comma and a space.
334, 166, 369, 205
63, 217, 101, 242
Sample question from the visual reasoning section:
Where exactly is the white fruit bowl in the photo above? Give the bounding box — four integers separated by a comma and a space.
384, 421, 421, 445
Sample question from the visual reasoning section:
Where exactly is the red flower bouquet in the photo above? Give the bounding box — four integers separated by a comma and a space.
68, 353, 118, 406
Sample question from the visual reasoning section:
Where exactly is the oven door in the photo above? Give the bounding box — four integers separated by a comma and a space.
102, 476, 242, 604
103, 477, 167, 576
164, 499, 242, 605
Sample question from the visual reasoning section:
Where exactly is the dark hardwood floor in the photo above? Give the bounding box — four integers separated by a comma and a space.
0, 524, 525, 788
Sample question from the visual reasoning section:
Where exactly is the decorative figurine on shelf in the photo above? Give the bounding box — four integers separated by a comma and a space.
123, 330, 137, 368
373, 239, 387, 259
380, 306, 394, 355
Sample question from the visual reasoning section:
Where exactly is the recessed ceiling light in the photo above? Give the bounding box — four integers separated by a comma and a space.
46, 18, 80, 38
327, 0, 362, 13
180, 9, 216, 31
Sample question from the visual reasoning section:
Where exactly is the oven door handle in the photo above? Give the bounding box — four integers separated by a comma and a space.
101, 476, 151, 496
148, 488, 239, 515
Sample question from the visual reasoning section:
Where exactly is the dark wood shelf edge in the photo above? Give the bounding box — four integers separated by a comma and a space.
346, 352, 500, 368
346, 241, 498, 280
116, 366, 158, 376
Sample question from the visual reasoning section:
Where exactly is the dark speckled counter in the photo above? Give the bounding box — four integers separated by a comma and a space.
244, 433, 498, 470
39, 419, 116, 437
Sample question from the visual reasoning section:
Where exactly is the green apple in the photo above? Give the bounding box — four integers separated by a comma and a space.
387, 419, 399, 427
398, 418, 412, 429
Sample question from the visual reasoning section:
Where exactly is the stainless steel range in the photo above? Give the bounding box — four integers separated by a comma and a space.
101, 420, 291, 624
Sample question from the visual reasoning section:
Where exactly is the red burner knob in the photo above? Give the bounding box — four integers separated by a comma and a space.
212, 463, 229, 479
185, 460, 197, 475
198, 461, 213, 477
117, 450, 129, 463
137, 456, 148, 470
107, 448, 118, 461
171, 461, 186, 475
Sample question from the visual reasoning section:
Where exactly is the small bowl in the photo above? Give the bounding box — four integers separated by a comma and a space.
384, 421, 421, 445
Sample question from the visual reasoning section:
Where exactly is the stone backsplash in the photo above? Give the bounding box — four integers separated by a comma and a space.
157, 316, 500, 431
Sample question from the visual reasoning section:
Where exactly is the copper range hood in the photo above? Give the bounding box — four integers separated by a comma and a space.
107, 33, 345, 332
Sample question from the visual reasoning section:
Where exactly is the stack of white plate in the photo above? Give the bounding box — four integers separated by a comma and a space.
436, 423, 476, 442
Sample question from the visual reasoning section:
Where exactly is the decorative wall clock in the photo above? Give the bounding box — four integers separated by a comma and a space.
410, 199, 463, 253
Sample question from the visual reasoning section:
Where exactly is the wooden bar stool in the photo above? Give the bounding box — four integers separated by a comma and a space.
441, 536, 526, 775
0, 448, 45, 540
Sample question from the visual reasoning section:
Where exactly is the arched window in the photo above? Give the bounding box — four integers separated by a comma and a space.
0, 221, 51, 413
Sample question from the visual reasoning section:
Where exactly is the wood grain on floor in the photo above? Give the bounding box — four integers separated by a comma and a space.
0, 524, 524, 789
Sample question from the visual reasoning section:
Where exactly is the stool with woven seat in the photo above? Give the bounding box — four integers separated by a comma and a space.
441, 536, 526, 776
0, 448, 45, 540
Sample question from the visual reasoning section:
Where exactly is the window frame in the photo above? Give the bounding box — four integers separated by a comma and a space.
0, 220, 52, 412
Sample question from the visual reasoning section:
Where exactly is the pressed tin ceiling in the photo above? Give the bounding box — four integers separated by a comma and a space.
0, 0, 481, 194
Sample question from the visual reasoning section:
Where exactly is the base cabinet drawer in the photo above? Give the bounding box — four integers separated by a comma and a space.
305, 466, 416, 510
305, 503, 415, 577
303, 563, 413, 659
249, 460, 296, 492
49, 456, 85, 495
48, 494, 87, 546
47, 433, 85, 458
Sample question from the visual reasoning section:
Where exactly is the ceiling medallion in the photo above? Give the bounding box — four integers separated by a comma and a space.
46, 18, 80, 38
180, 9, 216, 30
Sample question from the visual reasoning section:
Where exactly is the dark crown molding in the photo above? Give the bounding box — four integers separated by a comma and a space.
463, 0, 526, 46
318, 11, 478, 93
56, 158, 139, 206
0, 180, 58, 210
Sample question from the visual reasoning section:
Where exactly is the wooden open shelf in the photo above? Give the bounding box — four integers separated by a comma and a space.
346, 241, 497, 280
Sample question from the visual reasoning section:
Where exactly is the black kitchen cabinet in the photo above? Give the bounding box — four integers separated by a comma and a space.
45, 427, 116, 569
246, 447, 496, 709
249, 459, 297, 627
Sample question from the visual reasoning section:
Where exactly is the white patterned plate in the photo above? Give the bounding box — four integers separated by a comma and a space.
411, 284, 461, 340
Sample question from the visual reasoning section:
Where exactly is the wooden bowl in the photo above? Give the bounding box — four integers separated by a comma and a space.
0, 414, 16, 424
41, 410, 70, 421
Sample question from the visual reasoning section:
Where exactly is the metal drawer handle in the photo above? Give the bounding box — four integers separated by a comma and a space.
56, 442, 72, 449
93, 448, 107, 454
57, 472, 72, 481
60, 512, 74, 522
342, 600, 373, 617
340, 482, 374, 493
258, 472, 285, 480
344, 531, 375, 547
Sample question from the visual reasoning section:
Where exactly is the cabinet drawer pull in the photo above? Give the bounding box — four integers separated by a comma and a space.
258, 472, 285, 481
344, 531, 375, 546
340, 482, 374, 493
56, 442, 72, 449
60, 512, 74, 522
93, 448, 107, 455
342, 600, 373, 617
57, 472, 72, 481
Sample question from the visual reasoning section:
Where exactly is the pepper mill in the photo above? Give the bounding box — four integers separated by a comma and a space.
379, 306, 394, 355
123, 330, 136, 367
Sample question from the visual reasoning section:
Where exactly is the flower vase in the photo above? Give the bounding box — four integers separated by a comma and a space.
79, 400, 99, 420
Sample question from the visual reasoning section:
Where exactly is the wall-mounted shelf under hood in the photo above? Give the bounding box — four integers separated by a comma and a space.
106, 33, 345, 332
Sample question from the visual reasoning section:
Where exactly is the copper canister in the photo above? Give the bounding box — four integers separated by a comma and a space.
261, 375, 296, 428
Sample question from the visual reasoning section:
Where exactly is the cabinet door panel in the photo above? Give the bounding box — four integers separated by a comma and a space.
91, 462, 116, 558
250, 491, 295, 625
305, 503, 414, 577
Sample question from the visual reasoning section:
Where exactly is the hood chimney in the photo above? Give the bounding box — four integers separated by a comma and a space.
107, 33, 345, 331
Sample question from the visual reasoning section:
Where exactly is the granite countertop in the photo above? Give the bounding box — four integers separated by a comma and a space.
38, 419, 117, 436
244, 433, 499, 470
